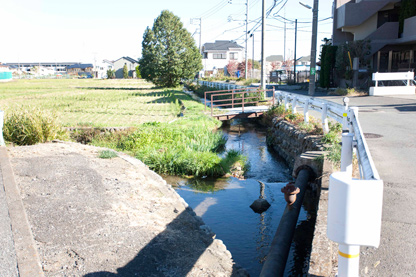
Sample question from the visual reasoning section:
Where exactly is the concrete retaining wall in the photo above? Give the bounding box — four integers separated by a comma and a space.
266, 118, 324, 170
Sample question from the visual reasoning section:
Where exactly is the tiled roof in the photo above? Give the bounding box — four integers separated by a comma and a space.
203, 40, 244, 51
266, 55, 284, 62
114, 57, 139, 64
66, 64, 93, 69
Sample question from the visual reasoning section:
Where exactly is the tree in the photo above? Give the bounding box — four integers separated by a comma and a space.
226, 60, 238, 77
335, 40, 371, 79
139, 10, 202, 87
107, 69, 115, 79
399, 0, 416, 33
248, 59, 261, 70
123, 64, 129, 79
320, 44, 338, 88
135, 65, 141, 78
271, 61, 280, 71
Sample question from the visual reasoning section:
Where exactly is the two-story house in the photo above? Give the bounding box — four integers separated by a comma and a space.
333, 0, 416, 72
113, 56, 139, 78
94, 59, 114, 79
201, 40, 244, 76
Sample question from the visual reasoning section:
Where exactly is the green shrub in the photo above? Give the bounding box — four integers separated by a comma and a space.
3, 107, 68, 145
322, 122, 342, 164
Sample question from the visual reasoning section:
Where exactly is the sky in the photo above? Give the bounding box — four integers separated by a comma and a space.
0, 0, 334, 64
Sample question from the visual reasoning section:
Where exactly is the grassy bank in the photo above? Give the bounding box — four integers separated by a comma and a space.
0, 79, 247, 177
92, 90, 248, 177
262, 104, 343, 165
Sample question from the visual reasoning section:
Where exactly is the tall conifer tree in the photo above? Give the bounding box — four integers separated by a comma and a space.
140, 10, 202, 87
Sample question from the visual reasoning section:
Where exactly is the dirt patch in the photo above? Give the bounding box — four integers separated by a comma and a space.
9, 141, 247, 276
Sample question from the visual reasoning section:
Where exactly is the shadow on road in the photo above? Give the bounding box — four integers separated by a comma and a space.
84, 208, 242, 276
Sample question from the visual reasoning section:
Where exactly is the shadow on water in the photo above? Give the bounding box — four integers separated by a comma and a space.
168, 119, 317, 276
84, 208, 243, 276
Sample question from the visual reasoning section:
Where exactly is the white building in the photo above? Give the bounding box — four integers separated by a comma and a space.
94, 59, 114, 79
201, 40, 244, 76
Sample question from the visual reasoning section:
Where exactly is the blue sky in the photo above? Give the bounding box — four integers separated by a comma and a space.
0, 0, 333, 63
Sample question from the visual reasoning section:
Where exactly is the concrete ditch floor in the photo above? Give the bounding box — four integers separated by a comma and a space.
1, 141, 248, 276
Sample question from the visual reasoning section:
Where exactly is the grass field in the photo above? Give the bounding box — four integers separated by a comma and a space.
0, 79, 183, 127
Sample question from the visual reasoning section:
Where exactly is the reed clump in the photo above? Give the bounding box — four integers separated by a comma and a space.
3, 107, 68, 145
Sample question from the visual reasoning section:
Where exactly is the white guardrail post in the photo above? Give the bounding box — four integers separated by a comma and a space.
321, 104, 329, 134
342, 97, 349, 132
304, 99, 309, 123
284, 94, 289, 111
292, 96, 297, 113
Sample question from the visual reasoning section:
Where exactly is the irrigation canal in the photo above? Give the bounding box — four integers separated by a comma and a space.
164, 119, 317, 276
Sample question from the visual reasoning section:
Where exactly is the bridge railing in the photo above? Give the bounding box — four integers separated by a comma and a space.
200, 80, 246, 91
203, 87, 274, 115
208, 89, 274, 117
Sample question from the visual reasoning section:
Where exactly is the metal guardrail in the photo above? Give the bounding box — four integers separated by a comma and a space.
275, 90, 380, 182
273, 91, 383, 275
200, 80, 246, 91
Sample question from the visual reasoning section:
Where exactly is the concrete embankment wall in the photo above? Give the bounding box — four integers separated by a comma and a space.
266, 118, 324, 170
266, 117, 337, 276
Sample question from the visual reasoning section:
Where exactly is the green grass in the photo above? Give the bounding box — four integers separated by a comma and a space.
91, 92, 246, 177
98, 150, 118, 159
0, 79, 181, 127
1, 79, 248, 177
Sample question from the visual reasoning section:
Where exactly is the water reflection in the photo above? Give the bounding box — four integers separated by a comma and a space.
165, 119, 315, 276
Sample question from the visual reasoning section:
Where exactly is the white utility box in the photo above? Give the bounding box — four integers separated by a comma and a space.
327, 172, 383, 248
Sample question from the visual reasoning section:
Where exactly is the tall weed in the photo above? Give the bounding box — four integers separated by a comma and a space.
4, 107, 68, 145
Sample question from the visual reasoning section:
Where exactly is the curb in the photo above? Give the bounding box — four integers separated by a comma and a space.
0, 147, 44, 277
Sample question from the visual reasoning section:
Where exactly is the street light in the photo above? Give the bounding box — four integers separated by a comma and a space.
300, 0, 319, 96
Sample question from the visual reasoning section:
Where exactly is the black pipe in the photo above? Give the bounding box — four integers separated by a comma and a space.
259, 168, 311, 277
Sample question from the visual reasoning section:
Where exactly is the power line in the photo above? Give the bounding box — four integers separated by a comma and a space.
199, 0, 229, 19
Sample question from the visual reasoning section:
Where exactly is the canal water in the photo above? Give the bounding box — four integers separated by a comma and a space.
164, 120, 316, 276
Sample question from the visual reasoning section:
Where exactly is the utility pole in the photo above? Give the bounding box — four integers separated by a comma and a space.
252, 33, 255, 79
260, 0, 266, 90
308, 0, 319, 96
294, 19, 297, 84
284, 21, 286, 62
199, 18, 202, 54
191, 18, 202, 54
284, 8, 286, 62
245, 0, 249, 79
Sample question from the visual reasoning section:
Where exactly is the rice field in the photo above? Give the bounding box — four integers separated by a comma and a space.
0, 79, 183, 127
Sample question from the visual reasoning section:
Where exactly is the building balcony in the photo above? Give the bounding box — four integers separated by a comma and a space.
367, 21, 399, 41
336, 0, 398, 29
403, 15, 416, 39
